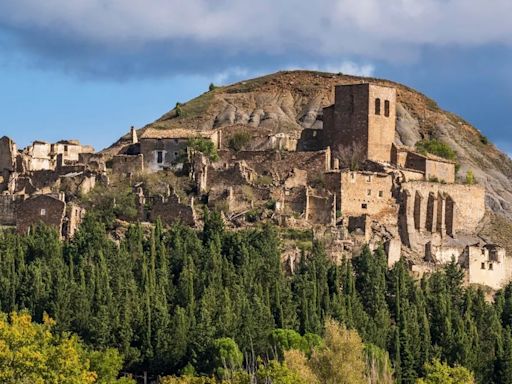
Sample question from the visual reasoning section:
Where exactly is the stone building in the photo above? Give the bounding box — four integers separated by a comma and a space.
138, 128, 222, 172
465, 244, 507, 290
323, 83, 396, 163
16, 194, 85, 238
325, 170, 395, 218
24, 140, 95, 171
0, 136, 17, 191
149, 193, 196, 226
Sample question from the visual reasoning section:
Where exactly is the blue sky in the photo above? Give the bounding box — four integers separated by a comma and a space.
0, 0, 511, 154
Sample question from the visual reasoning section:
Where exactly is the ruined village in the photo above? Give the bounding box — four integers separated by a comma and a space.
1, 81, 508, 290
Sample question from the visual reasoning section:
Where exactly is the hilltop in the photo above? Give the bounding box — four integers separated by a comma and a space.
109, 70, 512, 221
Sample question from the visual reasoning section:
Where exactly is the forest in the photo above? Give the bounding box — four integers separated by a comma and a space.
1, 210, 512, 383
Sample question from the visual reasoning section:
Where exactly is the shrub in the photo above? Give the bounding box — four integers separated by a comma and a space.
480, 134, 489, 145
465, 170, 475, 185
228, 132, 251, 152
415, 139, 456, 161
176, 102, 184, 117
188, 137, 219, 161
209, 83, 217, 92
255, 175, 273, 186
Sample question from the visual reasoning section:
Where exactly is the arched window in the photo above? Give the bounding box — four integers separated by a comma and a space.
384, 100, 390, 117
375, 98, 381, 115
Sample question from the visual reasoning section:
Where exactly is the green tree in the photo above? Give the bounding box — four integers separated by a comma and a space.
416, 359, 475, 384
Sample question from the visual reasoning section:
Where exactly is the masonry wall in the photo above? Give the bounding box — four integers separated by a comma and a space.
17, 195, 66, 235
0, 195, 18, 226
402, 181, 485, 236
367, 85, 396, 163
323, 84, 369, 155
149, 194, 196, 226
425, 159, 455, 183
325, 171, 394, 218
112, 154, 144, 175
467, 246, 507, 290
139, 139, 187, 172
306, 191, 335, 225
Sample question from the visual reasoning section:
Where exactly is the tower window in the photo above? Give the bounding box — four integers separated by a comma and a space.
367, 189, 371, 196
362, 203, 368, 209
375, 98, 381, 115
481, 262, 485, 270
489, 263, 493, 270
379, 191, 383, 197
384, 100, 390, 117
157, 151, 164, 164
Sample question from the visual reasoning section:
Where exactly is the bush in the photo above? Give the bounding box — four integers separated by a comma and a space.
209, 83, 217, 92
415, 139, 456, 161
465, 170, 475, 185
255, 175, 273, 186
176, 102, 184, 117
188, 138, 219, 161
228, 132, 251, 152
480, 134, 489, 145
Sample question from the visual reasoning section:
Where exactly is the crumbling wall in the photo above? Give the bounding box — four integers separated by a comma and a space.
467, 245, 507, 289
306, 189, 335, 225
0, 195, 19, 226
111, 154, 144, 176
149, 194, 196, 227
402, 181, 485, 236
334, 171, 395, 218
16, 195, 66, 235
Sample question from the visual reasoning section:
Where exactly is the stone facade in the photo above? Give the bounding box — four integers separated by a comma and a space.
24, 140, 95, 171
149, 193, 196, 226
112, 154, 145, 176
0, 136, 17, 191
137, 128, 221, 172
323, 83, 396, 163
325, 170, 395, 218
466, 244, 507, 290
16, 194, 66, 236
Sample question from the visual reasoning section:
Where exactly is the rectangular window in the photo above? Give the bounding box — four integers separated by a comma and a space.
367, 189, 371, 196
375, 98, 381, 115
481, 262, 485, 270
384, 100, 390, 117
362, 203, 368, 209
379, 191, 383, 198
157, 151, 164, 164
40, 208, 46, 216
489, 263, 493, 270
366, 175, 372, 182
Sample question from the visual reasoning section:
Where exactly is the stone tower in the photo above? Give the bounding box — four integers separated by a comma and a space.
323, 83, 396, 163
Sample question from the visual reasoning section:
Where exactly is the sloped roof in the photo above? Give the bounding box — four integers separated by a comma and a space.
140, 128, 219, 140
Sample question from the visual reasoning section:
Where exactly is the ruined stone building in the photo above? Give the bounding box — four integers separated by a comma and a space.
114, 127, 222, 174
23, 140, 94, 171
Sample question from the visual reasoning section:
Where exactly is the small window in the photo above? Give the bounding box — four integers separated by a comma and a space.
367, 189, 371, 196
366, 175, 372, 182
174, 152, 179, 157
157, 151, 164, 164
312, 131, 317, 137
375, 98, 381, 115
384, 100, 390, 117
489, 263, 493, 270
40, 208, 46, 216
362, 203, 368, 209
378, 191, 383, 198
481, 262, 485, 270
64, 145, 68, 152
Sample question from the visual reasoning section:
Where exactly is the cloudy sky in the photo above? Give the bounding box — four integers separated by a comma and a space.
0, 0, 511, 154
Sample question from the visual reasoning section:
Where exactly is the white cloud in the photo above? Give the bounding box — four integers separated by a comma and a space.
0, 0, 510, 73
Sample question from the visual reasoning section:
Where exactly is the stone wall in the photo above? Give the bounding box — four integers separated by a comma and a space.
402, 181, 485, 237
323, 84, 396, 163
0, 137, 17, 191
466, 245, 507, 290
16, 195, 66, 235
111, 154, 144, 176
149, 194, 196, 226
325, 170, 394, 218
0, 195, 19, 226
305, 189, 336, 225
139, 138, 187, 172
425, 158, 455, 183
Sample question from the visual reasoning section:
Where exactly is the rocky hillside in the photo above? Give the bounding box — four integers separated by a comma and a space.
109, 70, 512, 222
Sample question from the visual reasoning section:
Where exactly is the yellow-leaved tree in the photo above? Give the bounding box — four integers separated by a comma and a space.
0, 311, 134, 384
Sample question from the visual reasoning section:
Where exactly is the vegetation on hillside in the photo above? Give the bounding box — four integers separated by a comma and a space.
1, 214, 512, 382
415, 139, 457, 161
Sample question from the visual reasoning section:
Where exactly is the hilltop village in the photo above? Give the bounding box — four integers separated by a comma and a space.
1, 83, 509, 289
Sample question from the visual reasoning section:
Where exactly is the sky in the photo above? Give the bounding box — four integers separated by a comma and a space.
0, 0, 511, 154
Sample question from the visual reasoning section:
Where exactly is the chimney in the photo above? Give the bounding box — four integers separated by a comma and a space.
130, 126, 138, 144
